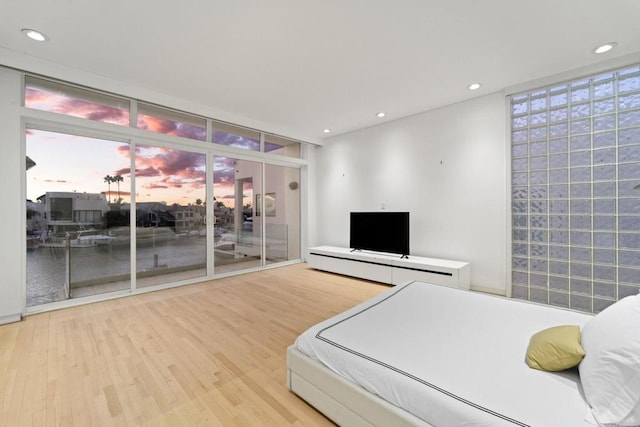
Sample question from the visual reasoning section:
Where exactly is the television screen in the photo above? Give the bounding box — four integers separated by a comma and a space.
350, 212, 409, 256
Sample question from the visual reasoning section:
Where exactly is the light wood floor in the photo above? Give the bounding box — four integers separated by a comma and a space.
0, 263, 389, 426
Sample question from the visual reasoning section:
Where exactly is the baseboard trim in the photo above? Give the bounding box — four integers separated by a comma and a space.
0, 313, 22, 325
470, 285, 507, 297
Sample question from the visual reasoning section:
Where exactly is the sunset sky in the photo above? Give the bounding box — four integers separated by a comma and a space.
25, 86, 253, 207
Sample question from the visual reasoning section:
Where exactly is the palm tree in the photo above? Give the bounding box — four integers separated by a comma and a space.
103, 175, 113, 203
114, 174, 124, 204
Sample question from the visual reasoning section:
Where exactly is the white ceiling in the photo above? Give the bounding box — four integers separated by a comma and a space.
1, 0, 640, 143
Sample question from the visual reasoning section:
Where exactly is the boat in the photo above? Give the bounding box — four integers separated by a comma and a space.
214, 233, 236, 252
70, 230, 114, 247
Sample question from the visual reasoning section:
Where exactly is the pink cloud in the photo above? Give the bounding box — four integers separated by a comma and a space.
114, 167, 132, 176
134, 149, 206, 188
135, 166, 161, 177
143, 183, 169, 189
25, 87, 212, 202
117, 145, 134, 155
25, 89, 129, 126
137, 115, 177, 135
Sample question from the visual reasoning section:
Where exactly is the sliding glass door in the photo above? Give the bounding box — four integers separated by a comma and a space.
26, 129, 302, 309
213, 156, 263, 273
264, 164, 301, 264
134, 145, 208, 287
26, 129, 131, 306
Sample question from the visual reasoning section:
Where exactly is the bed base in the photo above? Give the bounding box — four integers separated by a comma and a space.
287, 345, 431, 427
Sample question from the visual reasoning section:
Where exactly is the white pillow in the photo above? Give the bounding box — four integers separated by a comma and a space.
579, 293, 640, 426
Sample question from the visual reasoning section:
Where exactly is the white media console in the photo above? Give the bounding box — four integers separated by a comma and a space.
308, 246, 470, 290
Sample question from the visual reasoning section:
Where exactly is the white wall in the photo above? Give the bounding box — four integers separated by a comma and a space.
313, 92, 508, 293
0, 68, 24, 323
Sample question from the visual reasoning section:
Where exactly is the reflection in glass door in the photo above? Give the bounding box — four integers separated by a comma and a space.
213, 156, 263, 273
25, 129, 131, 306
264, 165, 301, 264
134, 145, 207, 287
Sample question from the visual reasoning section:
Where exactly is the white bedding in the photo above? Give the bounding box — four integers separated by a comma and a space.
295, 281, 595, 426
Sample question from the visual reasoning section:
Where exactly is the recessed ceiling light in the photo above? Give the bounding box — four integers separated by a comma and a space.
467, 83, 481, 91
21, 28, 48, 42
322, 128, 331, 134
593, 42, 617, 54
375, 112, 386, 118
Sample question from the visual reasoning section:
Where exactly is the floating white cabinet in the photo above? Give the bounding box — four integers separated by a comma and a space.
307, 246, 470, 290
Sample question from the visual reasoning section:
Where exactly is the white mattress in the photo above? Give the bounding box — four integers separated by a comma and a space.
295, 281, 595, 426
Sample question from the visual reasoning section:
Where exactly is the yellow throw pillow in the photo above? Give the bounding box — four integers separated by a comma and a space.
525, 325, 585, 371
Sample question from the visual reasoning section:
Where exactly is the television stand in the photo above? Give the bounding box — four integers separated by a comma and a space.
308, 246, 470, 289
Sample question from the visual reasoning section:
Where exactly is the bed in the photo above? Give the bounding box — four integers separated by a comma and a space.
287, 280, 640, 426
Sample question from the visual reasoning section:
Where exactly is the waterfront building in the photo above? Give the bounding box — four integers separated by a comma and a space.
32, 191, 110, 235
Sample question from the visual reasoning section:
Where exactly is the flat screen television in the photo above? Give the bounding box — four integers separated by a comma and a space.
350, 211, 409, 257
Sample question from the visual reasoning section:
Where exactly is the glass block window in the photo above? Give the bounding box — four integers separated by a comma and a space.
511, 64, 640, 313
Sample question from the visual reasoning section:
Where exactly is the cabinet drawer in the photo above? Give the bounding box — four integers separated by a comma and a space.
308, 253, 393, 283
